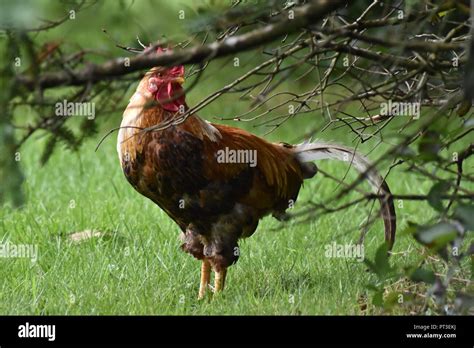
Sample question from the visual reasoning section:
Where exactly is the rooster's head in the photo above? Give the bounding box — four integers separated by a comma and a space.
139, 47, 186, 112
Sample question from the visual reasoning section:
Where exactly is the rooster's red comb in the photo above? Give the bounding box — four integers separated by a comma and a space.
155, 46, 184, 76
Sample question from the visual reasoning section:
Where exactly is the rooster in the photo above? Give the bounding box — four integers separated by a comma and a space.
117, 51, 396, 299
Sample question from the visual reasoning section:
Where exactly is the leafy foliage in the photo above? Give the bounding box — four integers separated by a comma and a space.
364, 204, 474, 315
0, 34, 24, 207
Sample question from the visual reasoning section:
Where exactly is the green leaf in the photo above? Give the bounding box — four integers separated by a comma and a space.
418, 130, 441, 162
365, 283, 380, 292
454, 204, 474, 231
374, 243, 390, 278
364, 259, 378, 275
400, 221, 420, 236
409, 268, 436, 284
427, 181, 450, 212
364, 243, 392, 279
372, 289, 383, 307
414, 222, 457, 248
456, 98, 472, 116
437, 10, 448, 18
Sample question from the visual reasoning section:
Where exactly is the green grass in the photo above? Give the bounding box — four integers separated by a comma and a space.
0, 120, 449, 315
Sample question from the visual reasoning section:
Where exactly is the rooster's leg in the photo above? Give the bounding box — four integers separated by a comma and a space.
214, 267, 227, 293
198, 259, 211, 300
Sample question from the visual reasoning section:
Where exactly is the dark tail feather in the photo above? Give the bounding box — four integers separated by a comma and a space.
293, 142, 396, 249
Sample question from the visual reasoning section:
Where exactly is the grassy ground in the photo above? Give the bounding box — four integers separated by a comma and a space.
0, 117, 447, 315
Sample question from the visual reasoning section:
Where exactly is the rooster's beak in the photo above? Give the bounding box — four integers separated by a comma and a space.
172, 76, 185, 85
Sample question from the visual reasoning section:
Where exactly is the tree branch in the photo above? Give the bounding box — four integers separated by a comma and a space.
15, 0, 346, 91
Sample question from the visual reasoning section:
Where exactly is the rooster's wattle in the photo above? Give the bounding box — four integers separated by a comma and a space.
117, 56, 396, 299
